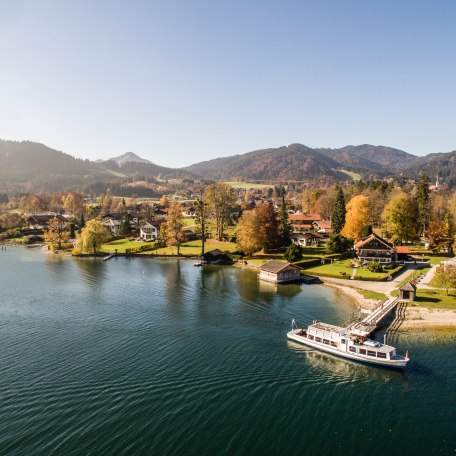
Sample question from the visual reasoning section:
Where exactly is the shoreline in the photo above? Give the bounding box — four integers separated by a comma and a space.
322, 279, 456, 333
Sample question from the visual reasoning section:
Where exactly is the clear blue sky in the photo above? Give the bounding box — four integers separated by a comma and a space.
0, 0, 454, 167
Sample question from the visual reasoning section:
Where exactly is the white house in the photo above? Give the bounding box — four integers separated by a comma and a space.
102, 219, 121, 235
140, 222, 159, 241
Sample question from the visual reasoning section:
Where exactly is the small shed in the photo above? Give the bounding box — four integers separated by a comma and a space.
201, 249, 233, 265
399, 282, 416, 301
259, 260, 301, 284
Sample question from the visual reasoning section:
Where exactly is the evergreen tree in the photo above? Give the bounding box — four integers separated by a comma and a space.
283, 243, 303, 262
277, 196, 291, 248
331, 185, 346, 235
415, 173, 431, 236
78, 212, 85, 235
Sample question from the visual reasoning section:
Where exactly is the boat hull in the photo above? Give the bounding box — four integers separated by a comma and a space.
287, 330, 408, 369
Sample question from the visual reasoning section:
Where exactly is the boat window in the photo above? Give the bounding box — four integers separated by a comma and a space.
308, 335, 314, 340
341, 339, 346, 344
377, 352, 387, 358
359, 349, 366, 355
330, 341, 338, 347
367, 350, 377, 357
349, 346, 356, 352
315, 337, 322, 342
323, 339, 330, 345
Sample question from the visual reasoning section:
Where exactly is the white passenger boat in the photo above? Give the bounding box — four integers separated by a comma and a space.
288, 320, 409, 369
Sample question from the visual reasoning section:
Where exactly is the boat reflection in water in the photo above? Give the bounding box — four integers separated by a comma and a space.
288, 341, 409, 386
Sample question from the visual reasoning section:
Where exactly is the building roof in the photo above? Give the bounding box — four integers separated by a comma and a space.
396, 246, 410, 254
314, 220, 332, 229
102, 219, 121, 227
400, 282, 416, 291
289, 213, 321, 222
259, 260, 300, 274
141, 222, 158, 229
354, 232, 394, 250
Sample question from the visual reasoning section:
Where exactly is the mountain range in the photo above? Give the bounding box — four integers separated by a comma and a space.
0, 139, 454, 194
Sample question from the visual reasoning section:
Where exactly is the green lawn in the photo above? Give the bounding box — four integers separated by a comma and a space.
413, 289, 456, 309
355, 289, 388, 301
222, 181, 272, 189
101, 238, 150, 253
150, 239, 238, 256
182, 218, 196, 227
301, 258, 400, 280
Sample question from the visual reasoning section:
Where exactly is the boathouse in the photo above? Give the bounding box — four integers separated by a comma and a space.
201, 249, 233, 265
399, 282, 416, 301
259, 260, 301, 284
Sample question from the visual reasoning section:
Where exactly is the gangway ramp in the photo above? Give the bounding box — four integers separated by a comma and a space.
348, 298, 399, 337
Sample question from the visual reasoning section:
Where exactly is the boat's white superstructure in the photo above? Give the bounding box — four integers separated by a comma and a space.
288, 321, 409, 368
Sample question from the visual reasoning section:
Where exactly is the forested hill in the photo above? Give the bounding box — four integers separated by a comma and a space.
403, 150, 456, 187
183, 144, 350, 183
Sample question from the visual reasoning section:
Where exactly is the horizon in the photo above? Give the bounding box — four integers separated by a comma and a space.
1, 1, 455, 167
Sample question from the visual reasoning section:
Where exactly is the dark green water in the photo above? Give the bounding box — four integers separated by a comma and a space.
0, 246, 455, 455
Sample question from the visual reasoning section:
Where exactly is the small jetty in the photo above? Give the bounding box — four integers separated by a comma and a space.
347, 298, 399, 337
103, 253, 117, 262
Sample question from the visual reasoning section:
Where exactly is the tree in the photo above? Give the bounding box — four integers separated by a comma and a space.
325, 234, 352, 254
284, 243, 303, 262
236, 211, 262, 255
204, 183, 236, 241
331, 185, 346, 235
415, 173, 431, 236
256, 202, 280, 253
80, 219, 109, 253
432, 266, 456, 296
382, 193, 419, 244
43, 218, 70, 250
119, 219, 131, 237
63, 192, 84, 216
160, 195, 169, 207
277, 196, 291, 248
161, 202, 184, 255
302, 188, 320, 214
193, 197, 209, 255
341, 195, 370, 241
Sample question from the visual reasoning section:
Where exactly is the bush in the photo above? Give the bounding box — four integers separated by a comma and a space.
367, 262, 383, 273
284, 243, 303, 262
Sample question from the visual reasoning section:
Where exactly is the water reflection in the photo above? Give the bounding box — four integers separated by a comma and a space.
288, 341, 409, 387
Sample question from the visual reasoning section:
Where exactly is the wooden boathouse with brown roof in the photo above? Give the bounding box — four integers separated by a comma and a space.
259, 260, 301, 284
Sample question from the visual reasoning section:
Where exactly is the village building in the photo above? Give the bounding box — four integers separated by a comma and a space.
289, 213, 321, 233
259, 260, 301, 284
26, 214, 65, 230
291, 232, 322, 247
354, 232, 396, 264
399, 282, 417, 301
140, 222, 159, 241
200, 249, 233, 265
312, 220, 332, 235
102, 219, 121, 235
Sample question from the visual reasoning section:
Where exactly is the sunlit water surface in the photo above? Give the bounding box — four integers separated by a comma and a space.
0, 246, 455, 455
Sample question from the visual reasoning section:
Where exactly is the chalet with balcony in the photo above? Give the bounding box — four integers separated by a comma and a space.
140, 222, 159, 241
354, 233, 396, 264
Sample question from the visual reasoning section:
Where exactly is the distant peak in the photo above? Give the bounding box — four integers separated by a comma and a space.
107, 151, 152, 165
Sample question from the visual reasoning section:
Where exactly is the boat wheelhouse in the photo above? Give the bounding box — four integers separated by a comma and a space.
288, 321, 409, 369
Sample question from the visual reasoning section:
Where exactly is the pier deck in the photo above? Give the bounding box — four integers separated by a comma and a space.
348, 298, 398, 337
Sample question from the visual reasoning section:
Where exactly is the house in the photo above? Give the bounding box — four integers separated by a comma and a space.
201, 249, 233, 265
289, 213, 321, 232
354, 233, 396, 264
102, 219, 121, 235
399, 282, 416, 301
396, 246, 410, 262
182, 229, 197, 241
140, 222, 159, 241
291, 232, 322, 247
259, 260, 301, 284
312, 220, 332, 235
26, 214, 65, 230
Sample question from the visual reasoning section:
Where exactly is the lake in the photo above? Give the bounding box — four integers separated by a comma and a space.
0, 246, 455, 455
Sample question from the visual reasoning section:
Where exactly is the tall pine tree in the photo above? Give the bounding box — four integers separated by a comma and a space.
415, 173, 430, 237
278, 196, 291, 248
331, 185, 346, 235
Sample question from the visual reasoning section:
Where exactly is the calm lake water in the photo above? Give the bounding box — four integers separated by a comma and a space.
0, 246, 455, 455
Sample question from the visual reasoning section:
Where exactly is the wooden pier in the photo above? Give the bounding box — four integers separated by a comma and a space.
348, 298, 399, 337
